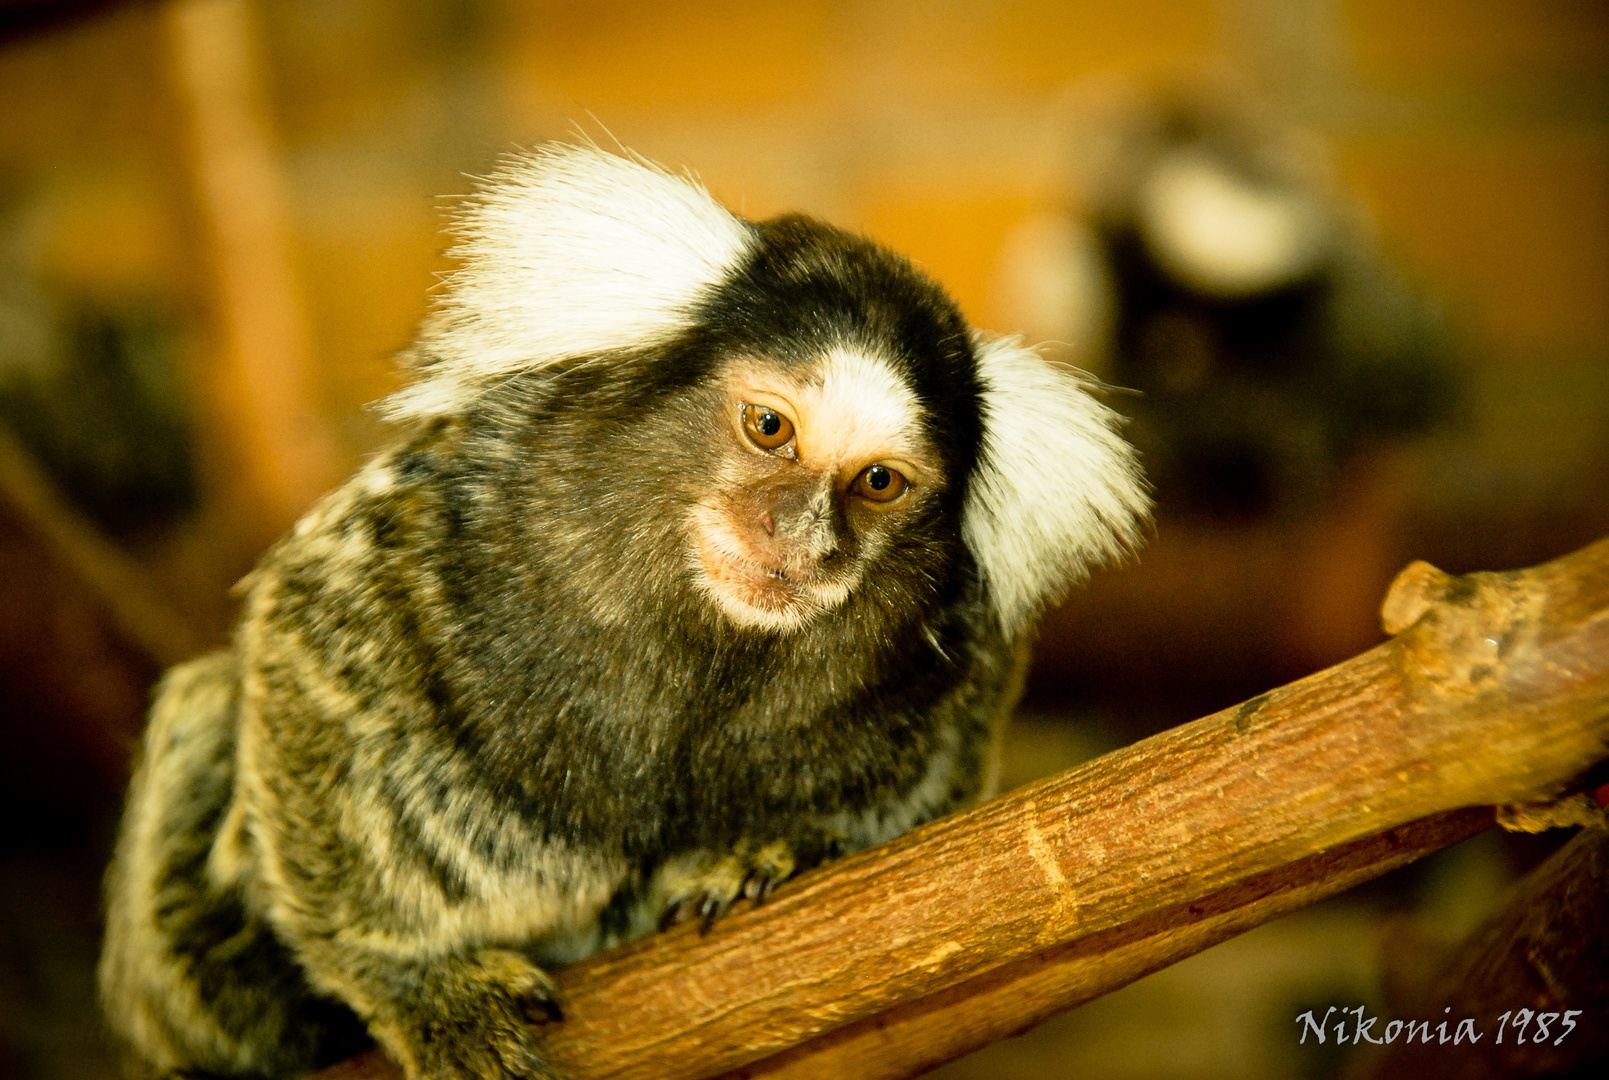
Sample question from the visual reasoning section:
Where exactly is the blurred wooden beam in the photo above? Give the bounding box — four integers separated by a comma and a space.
304, 536, 1609, 1080
160, 0, 342, 553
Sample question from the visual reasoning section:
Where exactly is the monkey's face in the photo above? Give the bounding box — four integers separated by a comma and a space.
687, 349, 941, 633
401, 149, 1146, 644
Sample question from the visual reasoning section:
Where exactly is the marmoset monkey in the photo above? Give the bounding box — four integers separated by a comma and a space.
99, 145, 1149, 1079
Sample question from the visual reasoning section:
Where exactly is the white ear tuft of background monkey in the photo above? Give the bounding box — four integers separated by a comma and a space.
100, 143, 1149, 1080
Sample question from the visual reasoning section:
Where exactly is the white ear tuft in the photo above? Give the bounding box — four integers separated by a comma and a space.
963, 334, 1150, 637
383, 144, 756, 420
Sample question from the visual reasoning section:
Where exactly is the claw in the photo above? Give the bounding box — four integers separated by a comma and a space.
524, 995, 565, 1024
698, 894, 730, 934
742, 870, 782, 904
659, 899, 689, 932
656, 841, 798, 935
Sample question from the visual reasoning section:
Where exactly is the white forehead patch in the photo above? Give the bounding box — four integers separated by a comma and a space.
794, 348, 927, 469
384, 144, 756, 420
963, 333, 1150, 636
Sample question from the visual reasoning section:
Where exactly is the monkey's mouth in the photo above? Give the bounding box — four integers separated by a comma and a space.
692, 528, 852, 631
699, 536, 813, 607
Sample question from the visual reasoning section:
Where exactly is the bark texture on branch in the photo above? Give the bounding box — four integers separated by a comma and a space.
309, 537, 1609, 1080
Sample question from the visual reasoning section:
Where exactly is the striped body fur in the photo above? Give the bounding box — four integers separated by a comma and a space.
100, 146, 1148, 1079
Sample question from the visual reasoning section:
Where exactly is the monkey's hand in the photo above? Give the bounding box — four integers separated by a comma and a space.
316, 946, 564, 1080
656, 840, 797, 932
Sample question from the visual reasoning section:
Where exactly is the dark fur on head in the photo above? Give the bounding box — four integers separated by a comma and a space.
100, 144, 1148, 1079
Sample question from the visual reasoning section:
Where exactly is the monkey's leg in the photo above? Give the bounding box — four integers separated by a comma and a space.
100, 653, 368, 1078
294, 940, 565, 1080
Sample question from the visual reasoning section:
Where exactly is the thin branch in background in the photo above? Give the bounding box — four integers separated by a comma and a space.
0, 421, 199, 668
1368, 825, 1609, 1079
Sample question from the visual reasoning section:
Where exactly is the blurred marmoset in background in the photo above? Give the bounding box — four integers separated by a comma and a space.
0, 184, 196, 538
98, 144, 1149, 1080
997, 93, 1451, 521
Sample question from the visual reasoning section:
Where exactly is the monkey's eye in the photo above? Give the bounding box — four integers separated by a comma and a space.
741, 403, 796, 453
852, 464, 908, 503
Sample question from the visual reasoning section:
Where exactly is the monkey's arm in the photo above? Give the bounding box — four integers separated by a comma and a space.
233, 507, 627, 1080
656, 623, 1028, 934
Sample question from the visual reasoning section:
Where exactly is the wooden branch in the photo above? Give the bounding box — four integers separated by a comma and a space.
0, 422, 201, 668
309, 536, 1609, 1080
1369, 825, 1609, 1079
715, 809, 1494, 1080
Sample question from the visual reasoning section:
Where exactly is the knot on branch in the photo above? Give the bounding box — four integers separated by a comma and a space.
1381, 560, 1452, 635
1383, 561, 1538, 702
1497, 791, 1609, 833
